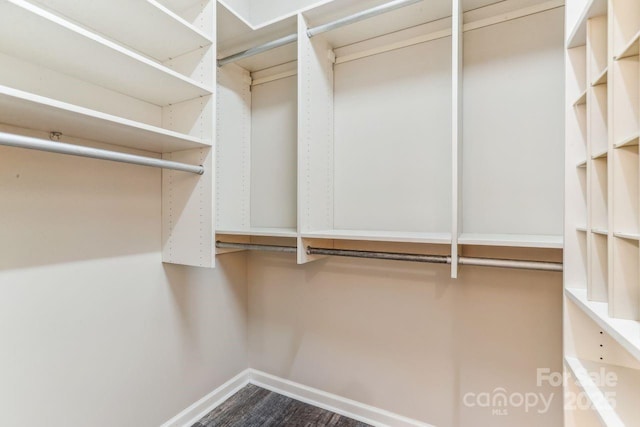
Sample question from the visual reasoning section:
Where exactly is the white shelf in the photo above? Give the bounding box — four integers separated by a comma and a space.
615, 30, 640, 60
0, 0, 212, 106
217, 2, 297, 72
577, 159, 588, 168
565, 288, 640, 362
614, 231, 640, 241
457, 233, 563, 249
216, 228, 298, 238
577, 225, 588, 232
34, 0, 212, 62
301, 230, 452, 245
573, 89, 588, 107
614, 134, 639, 149
592, 149, 608, 159
0, 85, 209, 153
591, 67, 608, 86
592, 228, 609, 236
563, 357, 625, 427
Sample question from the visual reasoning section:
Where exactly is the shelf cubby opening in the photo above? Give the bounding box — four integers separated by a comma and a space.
612, 146, 639, 237
612, 0, 640, 59
589, 232, 609, 302
611, 236, 640, 320
215, 10, 298, 239
587, 15, 608, 84
590, 156, 609, 230
588, 85, 608, 156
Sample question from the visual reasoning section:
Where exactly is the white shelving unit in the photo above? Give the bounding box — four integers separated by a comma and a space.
215, 2, 298, 243
211, 0, 566, 277
565, 0, 640, 422
0, 0, 216, 267
459, 0, 565, 251
298, 0, 454, 257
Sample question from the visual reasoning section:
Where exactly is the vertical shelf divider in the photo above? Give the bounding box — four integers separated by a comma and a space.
451, 0, 462, 279
297, 13, 335, 264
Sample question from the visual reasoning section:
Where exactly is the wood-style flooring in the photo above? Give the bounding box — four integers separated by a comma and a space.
193, 384, 372, 427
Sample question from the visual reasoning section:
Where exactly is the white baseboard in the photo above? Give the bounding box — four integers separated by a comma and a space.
161, 368, 433, 427
161, 369, 251, 427
247, 369, 434, 427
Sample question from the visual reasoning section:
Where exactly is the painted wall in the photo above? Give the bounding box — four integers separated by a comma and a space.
0, 132, 248, 427
248, 252, 563, 426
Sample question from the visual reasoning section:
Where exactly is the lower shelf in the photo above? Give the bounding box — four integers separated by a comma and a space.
565, 288, 640, 362
301, 229, 451, 244
457, 233, 563, 249
563, 357, 625, 427
216, 227, 298, 238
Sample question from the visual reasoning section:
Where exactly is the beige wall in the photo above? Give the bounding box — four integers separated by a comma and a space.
0, 139, 248, 427
248, 252, 563, 427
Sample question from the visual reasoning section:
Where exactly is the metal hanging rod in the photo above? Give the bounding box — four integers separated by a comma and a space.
215, 242, 563, 272
307, 247, 451, 264
216, 0, 421, 67
307, 247, 562, 272
0, 132, 204, 175
307, 0, 423, 38
217, 33, 298, 67
216, 241, 297, 253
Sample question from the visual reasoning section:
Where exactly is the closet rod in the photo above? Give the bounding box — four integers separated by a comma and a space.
217, 33, 298, 67
308, 247, 563, 272
306, 0, 423, 37
216, 242, 563, 272
216, 241, 298, 253
307, 247, 451, 264
0, 132, 205, 175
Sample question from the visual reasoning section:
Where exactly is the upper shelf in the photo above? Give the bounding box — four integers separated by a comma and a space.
458, 233, 564, 249
32, 0, 212, 62
566, 0, 607, 48
0, 85, 209, 153
0, 0, 212, 106
217, 1, 297, 71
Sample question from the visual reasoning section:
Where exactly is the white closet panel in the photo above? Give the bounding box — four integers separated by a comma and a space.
462, 8, 565, 237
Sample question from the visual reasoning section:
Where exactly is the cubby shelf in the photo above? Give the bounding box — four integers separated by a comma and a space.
614, 134, 639, 149
457, 233, 563, 249
565, 288, 640, 362
574, 89, 588, 106
577, 225, 588, 232
0, 85, 209, 153
563, 356, 625, 427
216, 228, 298, 238
592, 149, 608, 159
614, 231, 640, 240
591, 227, 609, 235
615, 30, 640, 60
0, 0, 212, 106
591, 67, 608, 86
577, 159, 588, 168
301, 230, 452, 245
33, 0, 213, 62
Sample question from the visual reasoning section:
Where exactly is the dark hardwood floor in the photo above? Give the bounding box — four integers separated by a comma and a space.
193, 384, 372, 427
